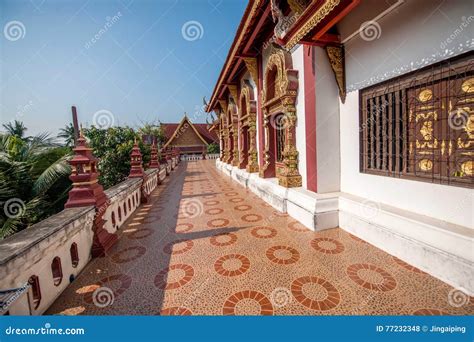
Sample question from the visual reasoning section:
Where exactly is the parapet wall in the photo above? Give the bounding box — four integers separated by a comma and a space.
0, 158, 178, 315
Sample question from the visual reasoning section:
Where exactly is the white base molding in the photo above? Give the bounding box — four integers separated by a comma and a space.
216, 160, 474, 295
339, 194, 474, 296
216, 160, 339, 230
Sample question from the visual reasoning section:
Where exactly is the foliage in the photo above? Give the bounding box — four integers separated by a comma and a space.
58, 123, 76, 147
2, 120, 27, 138
84, 126, 151, 189
207, 143, 220, 154
139, 123, 166, 145
0, 132, 72, 239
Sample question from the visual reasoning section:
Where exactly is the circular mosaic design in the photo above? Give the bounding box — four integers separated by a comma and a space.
225, 192, 238, 197
214, 254, 250, 277
203, 194, 216, 199
207, 218, 230, 228
229, 198, 244, 203
223, 291, 273, 315
392, 256, 424, 274
84, 274, 132, 303
234, 204, 252, 211
205, 208, 224, 215
310, 238, 345, 254
204, 200, 220, 206
111, 246, 146, 264
413, 308, 448, 315
163, 239, 194, 255
159, 307, 193, 316
210, 233, 238, 247
127, 228, 154, 240
266, 246, 300, 265
347, 264, 397, 292
291, 276, 340, 311
288, 221, 308, 232
154, 264, 194, 290
241, 214, 262, 222
175, 223, 193, 233
251, 226, 277, 239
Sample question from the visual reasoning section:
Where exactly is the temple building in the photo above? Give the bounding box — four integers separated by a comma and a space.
207, 0, 473, 295
162, 114, 218, 156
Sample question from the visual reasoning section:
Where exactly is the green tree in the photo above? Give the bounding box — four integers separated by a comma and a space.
2, 120, 27, 138
0, 132, 72, 239
84, 126, 151, 189
139, 122, 166, 145
207, 143, 219, 154
58, 123, 76, 147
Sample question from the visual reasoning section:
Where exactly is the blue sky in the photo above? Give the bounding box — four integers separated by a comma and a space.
0, 0, 246, 136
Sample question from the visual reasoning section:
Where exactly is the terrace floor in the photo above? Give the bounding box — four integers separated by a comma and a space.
48, 160, 472, 315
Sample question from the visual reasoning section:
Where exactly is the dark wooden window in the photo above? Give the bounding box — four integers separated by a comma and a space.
274, 114, 286, 162
28, 275, 41, 309
70, 243, 79, 268
51, 257, 63, 286
360, 52, 473, 188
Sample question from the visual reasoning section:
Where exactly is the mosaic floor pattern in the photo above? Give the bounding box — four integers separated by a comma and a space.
47, 160, 473, 316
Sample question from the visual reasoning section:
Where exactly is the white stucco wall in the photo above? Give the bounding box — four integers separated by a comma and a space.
340, 0, 474, 91
314, 47, 341, 193
339, 0, 473, 228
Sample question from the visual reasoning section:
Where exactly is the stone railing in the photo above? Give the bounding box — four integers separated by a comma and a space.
180, 154, 203, 161
0, 206, 95, 315
0, 162, 176, 315
206, 153, 220, 160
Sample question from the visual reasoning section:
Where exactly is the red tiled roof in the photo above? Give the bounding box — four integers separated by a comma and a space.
161, 121, 218, 144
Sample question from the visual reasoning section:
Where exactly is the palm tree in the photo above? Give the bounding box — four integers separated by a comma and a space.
2, 120, 27, 138
0, 133, 72, 239
58, 123, 76, 147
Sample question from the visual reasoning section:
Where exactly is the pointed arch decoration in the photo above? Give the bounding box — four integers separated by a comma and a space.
260, 48, 302, 188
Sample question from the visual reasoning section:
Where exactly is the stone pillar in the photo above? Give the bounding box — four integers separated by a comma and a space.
246, 118, 259, 173
279, 110, 302, 188
128, 140, 144, 178
149, 141, 160, 169
129, 140, 150, 203
232, 127, 239, 167
65, 130, 117, 257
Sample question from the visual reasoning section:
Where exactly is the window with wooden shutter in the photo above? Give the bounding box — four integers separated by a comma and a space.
360, 52, 473, 188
